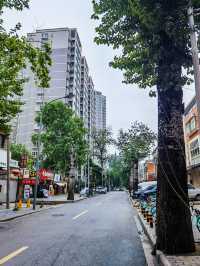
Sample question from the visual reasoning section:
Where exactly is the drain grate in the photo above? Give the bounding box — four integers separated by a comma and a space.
52, 213, 65, 217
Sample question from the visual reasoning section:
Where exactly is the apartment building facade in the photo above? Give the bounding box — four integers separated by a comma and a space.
12, 28, 83, 156
138, 156, 157, 183
80, 57, 89, 129
88, 77, 95, 138
183, 97, 200, 186
94, 91, 106, 131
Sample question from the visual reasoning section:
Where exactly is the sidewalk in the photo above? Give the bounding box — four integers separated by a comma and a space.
131, 199, 200, 266
32, 193, 86, 205
0, 203, 51, 222
0, 194, 87, 222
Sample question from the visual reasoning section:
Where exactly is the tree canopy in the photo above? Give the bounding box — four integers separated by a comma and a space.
10, 143, 30, 161
107, 154, 129, 188
118, 121, 156, 170
32, 101, 88, 175
0, 0, 51, 132
92, 0, 200, 94
92, 128, 114, 169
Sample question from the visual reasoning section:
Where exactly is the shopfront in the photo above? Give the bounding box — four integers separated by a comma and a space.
38, 169, 54, 196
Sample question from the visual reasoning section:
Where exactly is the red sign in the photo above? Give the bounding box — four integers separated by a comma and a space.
22, 179, 36, 185
38, 169, 53, 181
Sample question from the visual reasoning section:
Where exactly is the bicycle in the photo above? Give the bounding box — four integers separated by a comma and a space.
191, 204, 200, 232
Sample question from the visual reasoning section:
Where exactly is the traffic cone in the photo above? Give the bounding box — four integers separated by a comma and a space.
18, 199, 22, 209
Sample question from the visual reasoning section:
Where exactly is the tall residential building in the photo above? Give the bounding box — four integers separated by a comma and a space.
88, 77, 95, 138
80, 57, 89, 128
12, 27, 82, 156
94, 91, 107, 131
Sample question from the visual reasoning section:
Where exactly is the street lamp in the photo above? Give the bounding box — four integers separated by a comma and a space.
32, 94, 74, 210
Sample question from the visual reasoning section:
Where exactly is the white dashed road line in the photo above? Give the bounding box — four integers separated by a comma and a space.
72, 210, 89, 220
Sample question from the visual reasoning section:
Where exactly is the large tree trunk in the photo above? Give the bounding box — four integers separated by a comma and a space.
156, 36, 195, 254
67, 177, 75, 200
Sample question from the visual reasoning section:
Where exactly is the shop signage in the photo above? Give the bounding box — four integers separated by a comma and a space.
22, 179, 36, 185
24, 184, 30, 199
0, 149, 19, 168
38, 168, 54, 181
29, 170, 37, 178
54, 174, 61, 182
23, 169, 29, 179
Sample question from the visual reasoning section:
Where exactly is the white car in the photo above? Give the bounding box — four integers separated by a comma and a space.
96, 186, 107, 194
80, 187, 89, 197
188, 184, 200, 201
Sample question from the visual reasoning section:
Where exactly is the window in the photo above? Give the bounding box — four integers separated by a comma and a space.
186, 117, 197, 134
190, 117, 196, 131
190, 139, 200, 158
71, 30, 76, 38
41, 33, 48, 39
32, 151, 38, 158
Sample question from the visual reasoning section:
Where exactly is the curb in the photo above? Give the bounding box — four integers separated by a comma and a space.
30, 196, 87, 205
128, 194, 172, 266
0, 206, 54, 222
0, 197, 88, 222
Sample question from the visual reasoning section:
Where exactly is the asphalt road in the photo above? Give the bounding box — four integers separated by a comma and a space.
0, 192, 146, 266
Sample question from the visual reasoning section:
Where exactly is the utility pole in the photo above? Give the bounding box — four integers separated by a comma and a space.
188, 3, 200, 127
87, 155, 90, 190
6, 135, 10, 209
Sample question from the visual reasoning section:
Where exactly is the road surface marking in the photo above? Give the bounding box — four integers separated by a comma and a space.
72, 210, 88, 220
0, 246, 28, 265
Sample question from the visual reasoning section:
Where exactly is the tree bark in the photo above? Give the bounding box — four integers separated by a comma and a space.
67, 177, 74, 200
156, 35, 195, 254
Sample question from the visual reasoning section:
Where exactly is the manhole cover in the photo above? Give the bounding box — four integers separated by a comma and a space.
52, 214, 65, 217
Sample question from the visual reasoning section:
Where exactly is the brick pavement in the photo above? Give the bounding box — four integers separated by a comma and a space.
167, 256, 200, 266
133, 200, 200, 266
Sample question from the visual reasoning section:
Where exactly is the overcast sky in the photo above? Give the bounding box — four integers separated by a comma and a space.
3, 0, 195, 137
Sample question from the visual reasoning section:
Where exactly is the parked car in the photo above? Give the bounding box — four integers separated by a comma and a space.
136, 183, 200, 201
96, 186, 107, 194
134, 182, 157, 198
138, 181, 157, 191
37, 188, 48, 198
80, 187, 89, 197
141, 185, 157, 200
188, 184, 200, 201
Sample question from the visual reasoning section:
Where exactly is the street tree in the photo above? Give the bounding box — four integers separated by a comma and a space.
92, 128, 114, 186
0, 0, 51, 132
32, 101, 88, 200
10, 143, 34, 170
107, 154, 129, 188
10, 143, 30, 161
92, 0, 196, 253
118, 121, 156, 191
